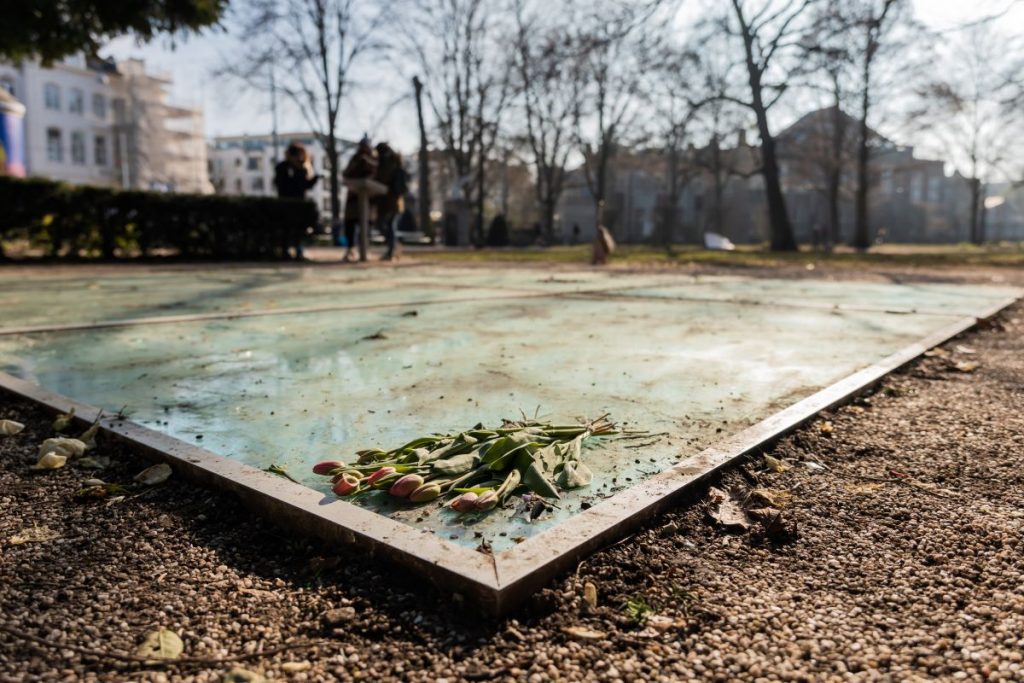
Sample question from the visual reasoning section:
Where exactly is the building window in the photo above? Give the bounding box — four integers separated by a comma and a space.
69, 88, 84, 114
247, 156, 261, 171
92, 93, 106, 119
234, 157, 242, 168
44, 83, 60, 110
94, 135, 107, 166
235, 178, 242, 193
111, 98, 125, 123
46, 128, 62, 161
251, 177, 264, 192
910, 175, 923, 203
71, 131, 86, 164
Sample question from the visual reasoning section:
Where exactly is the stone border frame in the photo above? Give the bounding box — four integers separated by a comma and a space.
0, 296, 1015, 615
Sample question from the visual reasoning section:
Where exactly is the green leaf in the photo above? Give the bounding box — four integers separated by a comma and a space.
431, 451, 480, 476
135, 628, 184, 661
453, 486, 496, 495
557, 461, 593, 489
522, 462, 560, 499
495, 468, 522, 502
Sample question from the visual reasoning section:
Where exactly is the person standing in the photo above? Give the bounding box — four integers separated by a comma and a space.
373, 142, 408, 261
273, 141, 320, 258
342, 136, 377, 262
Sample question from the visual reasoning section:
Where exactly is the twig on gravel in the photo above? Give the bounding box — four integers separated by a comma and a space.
0, 624, 332, 667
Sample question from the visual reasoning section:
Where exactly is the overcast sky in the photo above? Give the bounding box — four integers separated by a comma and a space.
104, 0, 1023, 156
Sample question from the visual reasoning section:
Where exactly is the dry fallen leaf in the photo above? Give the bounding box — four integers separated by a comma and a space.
134, 463, 172, 486
954, 345, 976, 355
31, 452, 67, 470
280, 662, 312, 673
583, 582, 598, 611
747, 488, 793, 509
9, 525, 61, 545
52, 409, 75, 433
707, 486, 751, 530
846, 482, 884, 494
924, 347, 949, 358
763, 455, 790, 473
818, 421, 834, 435
647, 615, 677, 633
562, 626, 606, 641
0, 419, 25, 436
38, 437, 87, 459
76, 455, 110, 470
955, 361, 980, 373
135, 628, 184, 661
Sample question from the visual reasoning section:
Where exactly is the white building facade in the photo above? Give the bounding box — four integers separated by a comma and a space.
0, 54, 211, 193
208, 133, 356, 216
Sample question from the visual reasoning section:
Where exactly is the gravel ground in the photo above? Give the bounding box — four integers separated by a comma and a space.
1, 298, 1023, 681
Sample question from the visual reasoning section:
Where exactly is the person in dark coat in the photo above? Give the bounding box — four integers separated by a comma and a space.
274, 142, 319, 199
273, 142, 320, 258
341, 136, 377, 261
373, 142, 408, 261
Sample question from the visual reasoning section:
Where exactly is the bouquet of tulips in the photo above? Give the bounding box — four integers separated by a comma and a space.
311, 415, 617, 515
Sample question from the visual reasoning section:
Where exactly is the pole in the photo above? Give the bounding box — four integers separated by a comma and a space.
359, 191, 370, 262
270, 66, 280, 164
413, 76, 431, 241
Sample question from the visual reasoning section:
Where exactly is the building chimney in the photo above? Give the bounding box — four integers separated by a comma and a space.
737, 130, 747, 147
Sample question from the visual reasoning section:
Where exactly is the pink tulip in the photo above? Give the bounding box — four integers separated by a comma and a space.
474, 490, 498, 511
331, 473, 360, 496
332, 469, 363, 483
365, 466, 397, 487
313, 460, 345, 476
389, 474, 425, 498
450, 491, 478, 512
409, 482, 442, 503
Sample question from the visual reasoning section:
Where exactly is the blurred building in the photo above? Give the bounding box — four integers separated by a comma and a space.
208, 133, 357, 217
0, 54, 211, 193
557, 107, 1016, 245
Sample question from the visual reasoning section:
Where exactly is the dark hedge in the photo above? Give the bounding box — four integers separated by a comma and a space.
0, 176, 317, 260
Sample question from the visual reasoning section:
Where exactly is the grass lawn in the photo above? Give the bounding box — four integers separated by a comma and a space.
415, 242, 1024, 269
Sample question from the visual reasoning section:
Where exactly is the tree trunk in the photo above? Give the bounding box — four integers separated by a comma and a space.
543, 197, 557, 244
594, 142, 609, 236
969, 177, 982, 244
853, 72, 871, 250
711, 134, 724, 236
663, 144, 679, 251
827, 100, 844, 248
754, 110, 796, 251
326, 133, 341, 228
475, 151, 486, 247
413, 77, 431, 240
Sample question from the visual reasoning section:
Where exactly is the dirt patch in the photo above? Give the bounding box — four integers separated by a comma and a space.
1, 306, 1023, 681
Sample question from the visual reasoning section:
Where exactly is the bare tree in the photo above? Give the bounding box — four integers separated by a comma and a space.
687, 28, 753, 241
798, 0, 859, 247
403, 0, 512, 240
847, 0, 904, 250
572, 2, 653, 238
224, 0, 389, 229
643, 42, 705, 248
511, 0, 580, 241
913, 23, 1024, 243
721, 0, 819, 251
